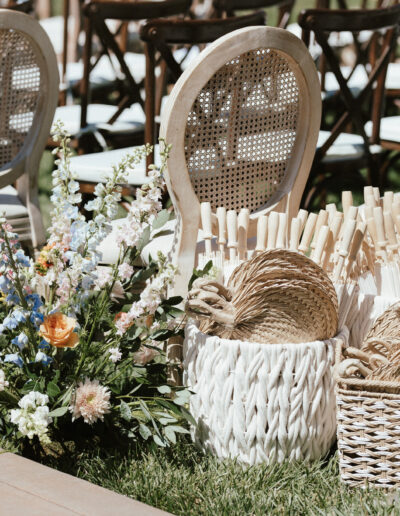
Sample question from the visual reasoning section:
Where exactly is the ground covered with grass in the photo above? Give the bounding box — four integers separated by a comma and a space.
17, 438, 393, 515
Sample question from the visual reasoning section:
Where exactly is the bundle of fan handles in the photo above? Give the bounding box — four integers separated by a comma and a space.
189, 187, 400, 347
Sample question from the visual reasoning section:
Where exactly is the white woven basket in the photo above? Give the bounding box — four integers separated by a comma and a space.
183, 321, 348, 465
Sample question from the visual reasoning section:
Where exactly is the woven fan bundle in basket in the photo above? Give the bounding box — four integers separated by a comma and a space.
186, 249, 338, 344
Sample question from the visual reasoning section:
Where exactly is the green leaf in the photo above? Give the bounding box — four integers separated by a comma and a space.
163, 296, 183, 306
175, 389, 191, 403
139, 423, 152, 440
164, 426, 176, 444
120, 401, 131, 421
47, 382, 60, 397
152, 209, 170, 230
139, 399, 152, 420
167, 425, 190, 434
137, 225, 151, 251
157, 385, 171, 394
153, 434, 167, 447
48, 406, 68, 418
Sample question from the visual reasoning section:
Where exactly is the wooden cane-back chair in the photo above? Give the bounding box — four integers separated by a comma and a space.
160, 26, 321, 296
0, 10, 59, 248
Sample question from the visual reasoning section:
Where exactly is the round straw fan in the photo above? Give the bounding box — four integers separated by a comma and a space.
188, 249, 338, 344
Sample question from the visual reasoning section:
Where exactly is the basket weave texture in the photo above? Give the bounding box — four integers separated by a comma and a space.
183, 322, 348, 465
336, 339, 400, 488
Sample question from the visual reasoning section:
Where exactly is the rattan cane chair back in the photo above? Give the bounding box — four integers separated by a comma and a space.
0, 10, 59, 247
161, 26, 321, 295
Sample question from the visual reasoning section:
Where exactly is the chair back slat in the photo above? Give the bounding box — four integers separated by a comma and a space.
213, 0, 295, 28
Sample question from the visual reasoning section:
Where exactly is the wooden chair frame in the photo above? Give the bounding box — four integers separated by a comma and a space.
212, 0, 295, 29
79, 0, 190, 136
0, 10, 59, 248
160, 26, 321, 296
140, 11, 266, 166
299, 5, 400, 187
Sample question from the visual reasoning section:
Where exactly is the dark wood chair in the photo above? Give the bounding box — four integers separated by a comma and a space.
298, 3, 400, 208
140, 11, 267, 165
79, 0, 191, 149
212, 0, 294, 29
52, 0, 190, 153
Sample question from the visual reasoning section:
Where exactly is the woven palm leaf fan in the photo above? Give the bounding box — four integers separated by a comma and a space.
186, 249, 338, 344
362, 302, 400, 356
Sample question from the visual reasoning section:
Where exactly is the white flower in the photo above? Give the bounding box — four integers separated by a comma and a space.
69, 378, 111, 425
94, 267, 112, 290
118, 262, 134, 281
108, 347, 122, 363
10, 391, 52, 443
0, 369, 9, 391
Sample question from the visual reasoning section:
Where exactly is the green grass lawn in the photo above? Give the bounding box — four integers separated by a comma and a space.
29, 439, 398, 515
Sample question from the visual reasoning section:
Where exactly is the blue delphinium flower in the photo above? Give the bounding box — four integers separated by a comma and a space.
39, 339, 50, 350
3, 315, 19, 330
35, 351, 53, 366
11, 332, 28, 350
4, 353, 23, 367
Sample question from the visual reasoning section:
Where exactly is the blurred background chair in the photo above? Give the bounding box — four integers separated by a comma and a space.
299, 3, 400, 209
0, 9, 59, 249
68, 11, 267, 195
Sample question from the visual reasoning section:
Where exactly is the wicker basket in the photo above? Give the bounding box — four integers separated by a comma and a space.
336, 339, 400, 488
183, 321, 348, 465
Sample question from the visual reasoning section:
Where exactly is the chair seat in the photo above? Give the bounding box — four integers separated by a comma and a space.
385, 63, 400, 91
53, 104, 145, 137
59, 52, 147, 89
365, 116, 400, 143
317, 130, 382, 164
69, 144, 160, 185
0, 185, 28, 218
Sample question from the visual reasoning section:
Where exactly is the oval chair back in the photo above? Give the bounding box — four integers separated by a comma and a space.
160, 26, 321, 296
0, 10, 59, 247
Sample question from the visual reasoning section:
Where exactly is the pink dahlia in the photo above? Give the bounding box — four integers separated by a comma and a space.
70, 378, 111, 425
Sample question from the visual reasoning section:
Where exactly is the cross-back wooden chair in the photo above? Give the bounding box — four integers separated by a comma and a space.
77, 0, 191, 150
155, 25, 321, 297
1, 1, 32, 13
140, 12, 267, 166
68, 12, 267, 195
212, 0, 295, 29
0, 9, 59, 249
298, 4, 400, 207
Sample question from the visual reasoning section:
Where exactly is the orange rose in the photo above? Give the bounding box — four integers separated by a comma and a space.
39, 313, 79, 348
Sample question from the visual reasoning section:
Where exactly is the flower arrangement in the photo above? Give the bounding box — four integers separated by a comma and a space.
0, 123, 191, 453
